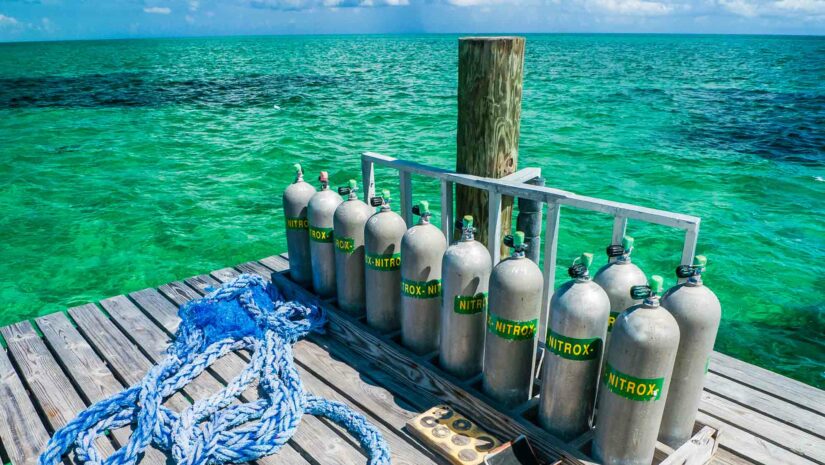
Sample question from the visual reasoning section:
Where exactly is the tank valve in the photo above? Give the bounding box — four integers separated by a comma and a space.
675, 255, 707, 280
568, 253, 594, 279
411, 200, 432, 223
606, 235, 634, 261
338, 179, 358, 198
456, 215, 476, 240
318, 171, 329, 189
369, 189, 391, 209
630, 275, 664, 304
503, 231, 529, 256
293, 163, 304, 181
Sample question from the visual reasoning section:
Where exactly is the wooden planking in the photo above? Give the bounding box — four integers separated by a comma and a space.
698, 392, 825, 464
0, 346, 52, 465
709, 352, 825, 416
696, 411, 816, 465
67, 303, 190, 412
35, 312, 168, 465
704, 372, 824, 439
0, 321, 116, 458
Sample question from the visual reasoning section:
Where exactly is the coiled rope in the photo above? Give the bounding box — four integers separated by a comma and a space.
38, 274, 391, 465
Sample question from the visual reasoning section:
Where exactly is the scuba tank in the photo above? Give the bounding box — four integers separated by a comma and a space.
593, 235, 647, 338
332, 179, 373, 316
400, 201, 448, 355
439, 215, 492, 378
593, 276, 680, 465
364, 190, 407, 332
538, 253, 610, 441
659, 255, 722, 448
307, 171, 343, 298
482, 232, 543, 407
282, 164, 316, 287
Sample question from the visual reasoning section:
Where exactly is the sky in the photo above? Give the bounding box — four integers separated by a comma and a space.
0, 0, 823, 42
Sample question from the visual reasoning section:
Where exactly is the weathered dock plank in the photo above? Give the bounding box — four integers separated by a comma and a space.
35, 311, 168, 465
0, 321, 116, 460
0, 346, 51, 465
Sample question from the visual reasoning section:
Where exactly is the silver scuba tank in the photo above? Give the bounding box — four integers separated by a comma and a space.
308, 171, 343, 298
482, 231, 544, 408
364, 190, 407, 332
282, 164, 316, 287
538, 253, 610, 440
400, 201, 448, 355
659, 255, 722, 448
332, 179, 373, 316
439, 215, 492, 378
593, 235, 647, 338
593, 275, 681, 465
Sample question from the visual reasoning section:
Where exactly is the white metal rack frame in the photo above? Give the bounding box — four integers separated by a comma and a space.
360, 151, 701, 343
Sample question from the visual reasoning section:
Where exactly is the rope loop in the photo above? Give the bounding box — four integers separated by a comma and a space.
38, 273, 390, 465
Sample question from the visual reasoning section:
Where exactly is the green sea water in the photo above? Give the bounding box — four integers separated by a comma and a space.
0, 34, 823, 388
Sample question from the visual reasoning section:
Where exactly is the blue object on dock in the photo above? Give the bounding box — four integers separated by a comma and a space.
38, 274, 391, 465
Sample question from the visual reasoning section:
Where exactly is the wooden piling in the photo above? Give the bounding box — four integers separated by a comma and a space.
455, 36, 525, 256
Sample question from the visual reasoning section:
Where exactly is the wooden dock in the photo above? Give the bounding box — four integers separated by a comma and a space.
1, 255, 823, 465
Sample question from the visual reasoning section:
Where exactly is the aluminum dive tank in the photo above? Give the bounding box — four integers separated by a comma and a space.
593, 235, 648, 338
401, 201, 448, 355
332, 179, 373, 316
659, 255, 722, 448
482, 232, 544, 407
364, 190, 407, 332
282, 164, 316, 287
593, 275, 681, 465
538, 252, 610, 440
307, 171, 343, 298
439, 215, 492, 378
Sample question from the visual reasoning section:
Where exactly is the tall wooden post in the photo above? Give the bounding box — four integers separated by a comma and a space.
455, 37, 525, 257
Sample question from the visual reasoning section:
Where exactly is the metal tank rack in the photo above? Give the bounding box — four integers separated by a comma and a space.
359, 151, 717, 465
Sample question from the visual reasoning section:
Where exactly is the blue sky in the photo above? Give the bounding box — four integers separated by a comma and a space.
0, 0, 822, 41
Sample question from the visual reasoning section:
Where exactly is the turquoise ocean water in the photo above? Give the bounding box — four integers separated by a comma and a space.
0, 34, 822, 388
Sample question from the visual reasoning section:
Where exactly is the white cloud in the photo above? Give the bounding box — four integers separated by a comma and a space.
773, 0, 825, 13
0, 13, 20, 28
718, 0, 758, 15
250, 0, 407, 8
587, 0, 675, 15
143, 6, 172, 14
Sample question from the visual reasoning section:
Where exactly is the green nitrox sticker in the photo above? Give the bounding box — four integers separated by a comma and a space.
602, 363, 664, 402
365, 252, 401, 270
285, 216, 309, 230
607, 311, 620, 332
401, 279, 442, 299
545, 329, 602, 361
335, 237, 355, 254
454, 292, 488, 315
309, 226, 334, 243
486, 313, 538, 341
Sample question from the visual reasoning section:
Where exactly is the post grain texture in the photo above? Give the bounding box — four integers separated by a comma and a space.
456, 36, 525, 256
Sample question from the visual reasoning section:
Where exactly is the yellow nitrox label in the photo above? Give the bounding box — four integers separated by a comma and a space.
602, 363, 664, 402
607, 311, 620, 332
401, 279, 442, 299
365, 252, 401, 271
309, 226, 334, 243
335, 237, 355, 254
545, 329, 602, 361
486, 313, 537, 341
454, 292, 487, 315
285, 217, 309, 230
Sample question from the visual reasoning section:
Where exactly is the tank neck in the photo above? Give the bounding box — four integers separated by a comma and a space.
460, 229, 475, 242
510, 250, 526, 259
380, 204, 391, 212
417, 215, 431, 225
575, 275, 591, 283
643, 295, 661, 308
616, 254, 632, 264
347, 192, 357, 201
686, 274, 704, 286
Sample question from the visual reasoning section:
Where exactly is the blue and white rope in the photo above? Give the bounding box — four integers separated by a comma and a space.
38, 274, 391, 465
